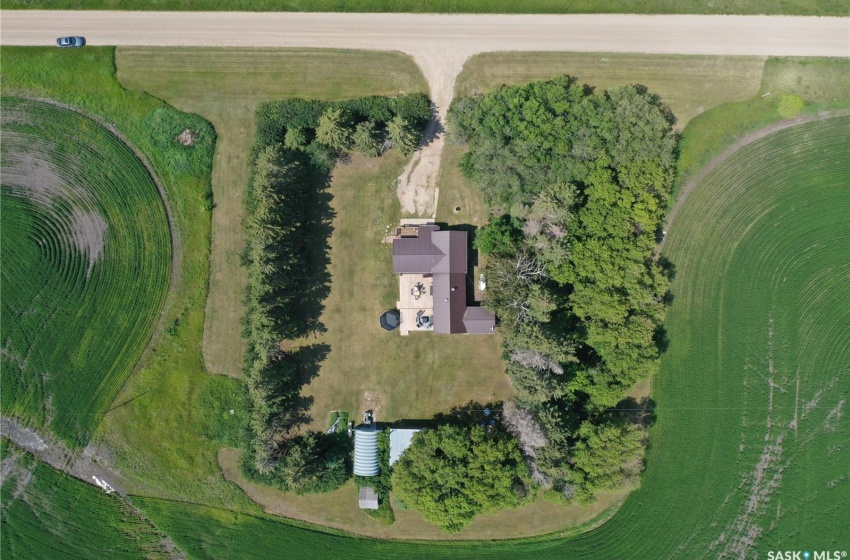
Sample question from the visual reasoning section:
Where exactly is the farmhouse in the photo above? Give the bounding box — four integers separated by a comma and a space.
391, 221, 495, 336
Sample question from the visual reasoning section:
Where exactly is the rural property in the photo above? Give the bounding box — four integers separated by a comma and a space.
1, 5, 848, 559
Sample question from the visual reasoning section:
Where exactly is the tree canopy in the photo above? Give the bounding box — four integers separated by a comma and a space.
386, 115, 419, 156
315, 107, 352, 150
391, 425, 529, 532
449, 75, 675, 500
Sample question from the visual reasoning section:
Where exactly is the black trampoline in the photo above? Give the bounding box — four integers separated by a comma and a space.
380, 310, 400, 331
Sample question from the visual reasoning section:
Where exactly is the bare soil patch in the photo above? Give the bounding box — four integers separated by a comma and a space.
1, 416, 127, 495
175, 128, 198, 146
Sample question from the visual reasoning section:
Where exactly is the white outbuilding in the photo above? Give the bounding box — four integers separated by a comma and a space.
358, 486, 379, 510
389, 428, 422, 466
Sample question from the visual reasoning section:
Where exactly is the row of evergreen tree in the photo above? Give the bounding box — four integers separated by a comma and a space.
239, 94, 433, 492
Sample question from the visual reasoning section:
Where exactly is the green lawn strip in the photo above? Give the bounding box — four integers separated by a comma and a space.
132, 113, 850, 560
674, 56, 850, 193
0, 442, 171, 559
115, 46, 428, 378
3, 0, 846, 15
1, 98, 170, 448
1, 46, 256, 510
455, 52, 767, 129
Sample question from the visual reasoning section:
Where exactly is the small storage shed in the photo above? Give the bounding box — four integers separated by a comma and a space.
389, 428, 422, 466
358, 486, 379, 510
353, 425, 379, 476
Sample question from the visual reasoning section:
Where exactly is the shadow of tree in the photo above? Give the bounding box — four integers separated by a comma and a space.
263, 343, 331, 435
611, 396, 658, 429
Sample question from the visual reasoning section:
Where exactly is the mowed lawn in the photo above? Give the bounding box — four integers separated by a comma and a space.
298, 152, 512, 431
116, 47, 429, 377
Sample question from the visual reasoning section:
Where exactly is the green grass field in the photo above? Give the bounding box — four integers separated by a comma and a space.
3, 0, 846, 15
653, 116, 850, 554
115, 47, 429, 378
0, 98, 171, 448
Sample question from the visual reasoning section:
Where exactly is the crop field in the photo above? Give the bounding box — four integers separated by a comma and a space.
1, 47, 257, 509
0, 97, 171, 448
4, 0, 846, 15
0, 443, 167, 559
115, 47, 429, 377
133, 116, 850, 558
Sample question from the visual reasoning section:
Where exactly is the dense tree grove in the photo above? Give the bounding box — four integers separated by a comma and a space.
254, 93, 431, 172
391, 425, 530, 532
240, 93, 432, 492
448, 76, 675, 500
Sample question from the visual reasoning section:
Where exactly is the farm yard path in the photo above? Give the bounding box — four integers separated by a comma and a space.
3, 12, 848, 217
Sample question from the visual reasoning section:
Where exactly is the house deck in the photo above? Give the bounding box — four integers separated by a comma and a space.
396, 273, 434, 336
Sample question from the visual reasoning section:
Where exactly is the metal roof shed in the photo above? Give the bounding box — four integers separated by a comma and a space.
358, 486, 379, 510
389, 428, 422, 466
353, 425, 379, 476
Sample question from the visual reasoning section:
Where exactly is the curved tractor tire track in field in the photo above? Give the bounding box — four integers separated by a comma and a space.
660, 108, 850, 253
1, 98, 178, 486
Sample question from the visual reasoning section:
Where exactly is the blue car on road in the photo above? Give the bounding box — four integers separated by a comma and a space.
56, 36, 86, 48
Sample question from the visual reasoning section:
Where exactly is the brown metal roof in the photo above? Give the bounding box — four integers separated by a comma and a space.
432, 272, 468, 334
392, 225, 445, 274
430, 231, 467, 274
462, 306, 496, 334
392, 225, 494, 334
